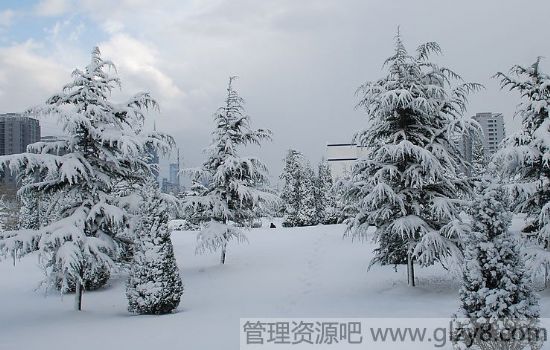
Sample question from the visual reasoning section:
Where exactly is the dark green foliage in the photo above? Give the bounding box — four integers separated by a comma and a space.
126, 181, 183, 315
455, 183, 541, 349
55, 261, 111, 292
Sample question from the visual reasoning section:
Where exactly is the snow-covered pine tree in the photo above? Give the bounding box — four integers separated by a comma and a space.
470, 134, 488, 179
279, 150, 318, 227
0, 196, 7, 230
493, 58, 550, 283
0, 196, 20, 266
126, 179, 183, 315
0, 47, 174, 310
187, 76, 275, 264
297, 161, 318, 226
180, 179, 208, 230
0, 196, 20, 231
315, 160, 339, 225
332, 174, 355, 224
346, 31, 480, 286
18, 175, 40, 230
280, 149, 303, 227
454, 183, 541, 350
6, 174, 40, 266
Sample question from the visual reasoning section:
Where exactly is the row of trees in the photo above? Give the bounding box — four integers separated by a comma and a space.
279, 151, 340, 227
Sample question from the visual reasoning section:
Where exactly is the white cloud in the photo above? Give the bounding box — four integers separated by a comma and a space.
0, 9, 15, 27
68, 22, 85, 41
98, 33, 183, 102
0, 40, 68, 114
101, 20, 124, 34
34, 0, 72, 17
44, 18, 85, 44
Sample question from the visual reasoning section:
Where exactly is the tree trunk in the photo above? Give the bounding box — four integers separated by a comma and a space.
410, 257, 415, 287
545, 263, 548, 289
407, 252, 415, 287
220, 244, 227, 264
12, 248, 17, 266
74, 280, 83, 311
220, 225, 228, 264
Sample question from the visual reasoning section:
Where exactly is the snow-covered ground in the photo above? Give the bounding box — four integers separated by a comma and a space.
1, 220, 550, 349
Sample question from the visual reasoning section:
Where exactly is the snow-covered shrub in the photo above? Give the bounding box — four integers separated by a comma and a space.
454, 183, 541, 350
127, 180, 183, 315
179, 180, 208, 231
195, 220, 248, 256
251, 219, 263, 228
54, 260, 111, 293
169, 220, 195, 232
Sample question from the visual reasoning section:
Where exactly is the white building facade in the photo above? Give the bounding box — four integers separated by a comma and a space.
472, 112, 506, 159
326, 143, 368, 180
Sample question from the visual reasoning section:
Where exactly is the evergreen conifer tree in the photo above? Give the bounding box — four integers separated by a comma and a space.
493, 58, 550, 282
280, 149, 303, 227
18, 175, 40, 230
315, 160, 338, 224
280, 150, 319, 227
297, 161, 318, 226
346, 32, 480, 286
470, 135, 488, 179
187, 76, 275, 264
454, 183, 541, 350
126, 179, 183, 315
180, 179, 208, 230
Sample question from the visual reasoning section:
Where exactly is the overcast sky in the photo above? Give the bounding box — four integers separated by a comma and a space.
0, 0, 549, 180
